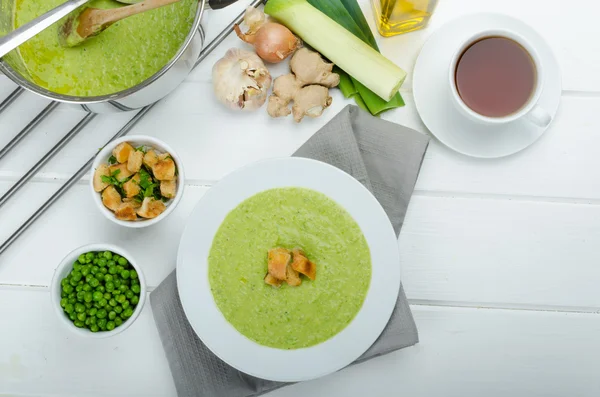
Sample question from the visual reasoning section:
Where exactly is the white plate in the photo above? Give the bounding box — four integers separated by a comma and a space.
176, 157, 400, 382
413, 13, 562, 158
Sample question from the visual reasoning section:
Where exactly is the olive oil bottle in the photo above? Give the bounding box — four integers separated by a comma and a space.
371, 0, 438, 37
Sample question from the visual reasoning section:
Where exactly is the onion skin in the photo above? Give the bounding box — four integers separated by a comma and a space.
234, 22, 301, 64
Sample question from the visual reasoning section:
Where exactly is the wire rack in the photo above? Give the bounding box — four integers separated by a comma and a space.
0, 0, 263, 255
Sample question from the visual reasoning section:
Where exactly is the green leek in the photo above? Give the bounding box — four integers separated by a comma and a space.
265, 0, 407, 102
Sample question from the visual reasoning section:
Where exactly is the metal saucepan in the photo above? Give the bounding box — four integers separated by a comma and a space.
0, 0, 239, 113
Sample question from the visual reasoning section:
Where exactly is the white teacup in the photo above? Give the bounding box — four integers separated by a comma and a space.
448, 29, 552, 127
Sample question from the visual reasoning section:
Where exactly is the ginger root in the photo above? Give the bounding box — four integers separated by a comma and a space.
267, 48, 340, 122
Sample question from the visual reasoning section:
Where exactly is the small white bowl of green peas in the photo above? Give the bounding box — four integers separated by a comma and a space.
51, 244, 146, 338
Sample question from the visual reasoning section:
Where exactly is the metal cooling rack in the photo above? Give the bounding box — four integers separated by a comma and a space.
0, 0, 264, 255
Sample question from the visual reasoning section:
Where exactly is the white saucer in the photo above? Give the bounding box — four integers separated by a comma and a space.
413, 13, 562, 158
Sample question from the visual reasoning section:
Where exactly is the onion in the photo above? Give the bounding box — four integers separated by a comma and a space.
234, 9, 301, 64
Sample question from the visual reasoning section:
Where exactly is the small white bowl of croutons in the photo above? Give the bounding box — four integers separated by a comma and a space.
90, 135, 185, 228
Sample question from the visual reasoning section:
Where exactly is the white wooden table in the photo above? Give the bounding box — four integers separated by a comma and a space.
1, 0, 600, 395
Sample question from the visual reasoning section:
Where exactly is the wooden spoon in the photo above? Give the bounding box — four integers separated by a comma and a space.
58, 0, 180, 48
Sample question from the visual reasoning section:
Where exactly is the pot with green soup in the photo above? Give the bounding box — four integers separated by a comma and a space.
0, 0, 238, 113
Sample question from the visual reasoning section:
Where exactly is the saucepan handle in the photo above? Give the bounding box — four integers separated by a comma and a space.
207, 0, 240, 10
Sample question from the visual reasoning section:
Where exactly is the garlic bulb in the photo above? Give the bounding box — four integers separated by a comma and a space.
212, 48, 272, 111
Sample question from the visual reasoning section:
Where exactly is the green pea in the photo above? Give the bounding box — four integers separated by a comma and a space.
93, 258, 98, 264
125, 290, 134, 299
103, 292, 111, 300
114, 279, 122, 288
114, 317, 123, 326
108, 311, 116, 320
84, 292, 93, 302
91, 324, 99, 332
78, 280, 84, 285
74, 320, 84, 328
116, 265, 124, 273
77, 312, 86, 321
103, 251, 113, 260
129, 270, 138, 280
82, 284, 92, 292
122, 300, 130, 309
98, 258, 107, 267
73, 262, 81, 270
75, 285, 83, 292
109, 299, 117, 307
120, 270, 130, 279
123, 307, 134, 318
78, 254, 86, 264
88, 307, 97, 316
96, 273, 105, 282
85, 274, 94, 283
76, 291, 85, 300
97, 318, 107, 329
114, 306, 123, 314
90, 278, 100, 288
68, 297, 76, 304
108, 260, 116, 267
81, 267, 90, 276
75, 303, 85, 313
119, 284, 128, 293
105, 282, 114, 292
85, 317, 92, 326
112, 289, 120, 296
120, 312, 127, 320
60, 298, 68, 307
69, 312, 77, 321
100, 267, 108, 274
105, 274, 113, 282
117, 294, 126, 304
131, 295, 139, 305
65, 303, 74, 314
63, 284, 73, 294
106, 321, 115, 331
108, 266, 117, 275
90, 267, 98, 275
131, 278, 139, 286
69, 278, 78, 286
118, 257, 128, 266
61, 278, 69, 286
131, 284, 141, 294
89, 316, 97, 325
92, 291, 103, 301
113, 254, 121, 261
61, 291, 68, 298
85, 302, 92, 309
99, 298, 108, 307
96, 309, 107, 319
85, 252, 94, 261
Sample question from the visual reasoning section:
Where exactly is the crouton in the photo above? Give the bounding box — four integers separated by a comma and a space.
93, 164, 110, 192
268, 248, 291, 281
285, 263, 302, 286
127, 150, 143, 173
101, 185, 122, 211
264, 273, 283, 287
143, 150, 158, 168
291, 249, 316, 280
123, 197, 142, 209
112, 142, 134, 164
108, 163, 133, 182
153, 157, 176, 181
115, 202, 137, 221
122, 173, 140, 198
137, 197, 166, 219
160, 180, 176, 199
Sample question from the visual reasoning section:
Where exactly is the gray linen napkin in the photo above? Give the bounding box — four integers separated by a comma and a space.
150, 105, 430, 397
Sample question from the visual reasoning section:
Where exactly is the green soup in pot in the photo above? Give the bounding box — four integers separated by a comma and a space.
11, 0, 198, 96
208, 187, 372, 350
